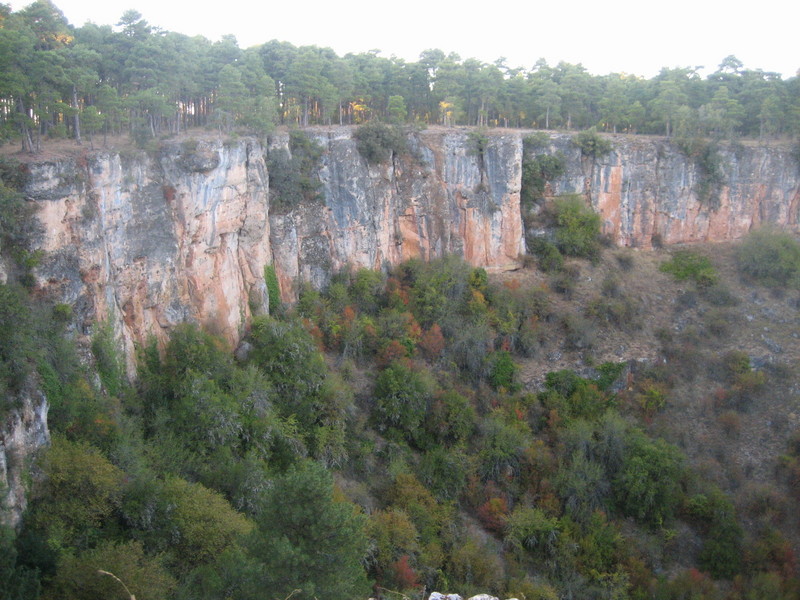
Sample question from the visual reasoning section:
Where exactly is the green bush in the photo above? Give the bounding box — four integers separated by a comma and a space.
91, 322, 126, 397
373, 362, 435, 442
699, 516, 743, 579
736, 227, 800, 288
551, 195, 602, 259
47, 540, 176, 600
529, 238, 564, 272
417, 447, 469, 500
487, 350, 519, 391
354, 122, 407, 164
424, 390, 476, 447
586, 295, 640, 331
504, 505, 561, 558
267, 130, 324, 212
572, 128, 613, 158
247, 460, 370, 600
659, 249, 719, 287
556, 452, 610, 522
264, 264, 281, 313
28, 436, 125, 549
613, 431, 684, 527
521, 153, 565, 206
0, 161, 38, 255
467, 128, 489, 161
248, 316, 328, 433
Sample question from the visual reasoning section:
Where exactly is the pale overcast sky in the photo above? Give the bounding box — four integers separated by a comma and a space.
11, 0, 800, 78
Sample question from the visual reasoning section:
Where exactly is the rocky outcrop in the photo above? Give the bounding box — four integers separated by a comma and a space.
269, 128, 525, 300
538, 134, 800, 248
0, 381, 49, 529
28, 140, 271, 372
21, 129, 800, 356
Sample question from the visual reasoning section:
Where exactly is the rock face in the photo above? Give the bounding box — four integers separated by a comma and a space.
269, 128, 525, 300
0, 381, 49, 529
539, 134, 800, 248
19, 129, 800, 358
29, 139, 271, 372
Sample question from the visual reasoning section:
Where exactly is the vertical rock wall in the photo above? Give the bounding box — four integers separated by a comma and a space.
29, 140, 271, 372
269, 128, 525, 300
540, 134, 800, 247
20, 129, 800, 351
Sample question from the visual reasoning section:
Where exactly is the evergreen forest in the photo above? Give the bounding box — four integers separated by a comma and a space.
0, 0, 799, 153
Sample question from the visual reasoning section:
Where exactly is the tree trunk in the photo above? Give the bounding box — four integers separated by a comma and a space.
72, 87, 82, 145
17, 98, 34, 153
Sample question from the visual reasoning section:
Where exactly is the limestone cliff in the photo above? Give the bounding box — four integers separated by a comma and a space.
538, 134, 800, 247
269, 128, 525, 300
19, 129, 800, 356
29, 139, 271, 371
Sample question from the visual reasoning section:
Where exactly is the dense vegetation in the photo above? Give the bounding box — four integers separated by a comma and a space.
4, 220, 800, 598
0, 1, 799, 153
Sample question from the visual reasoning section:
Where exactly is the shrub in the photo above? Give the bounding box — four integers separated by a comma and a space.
366, 509, 421, 589
28, 436, 124, 549
504, 505, 561, 558
248, 460, 370, 600
659, 249, 719, 287
529, 238, 564, 272
613, 431, 684, 527
448, 535, 505, 594
699, 518, 743, 579
264, 264, 281, 313
573, 128, 613, 159
0, 161, 38, 256
247, 316, 328, 433
373, 362, 435, 442
699, 281, 739, 306
561, 312, 597, 350
521, 153, 566, 206
487, 350, 519, 391
267, 130, 324, 212
736, 227, 800, 288
425, 389, 476, 447
477, 496, 509, 533
586, 295, 640, 331
522, 132, 550, 153
91, 322, 126, 397
467, 128, 489, 161
354, 122, 407, 164
615, 250, 635, 270
556, 452, 610, 523
47, 540, 176, 600
417, 447, 469, 500
550, 195, 602, 259
478, 412, 531, 481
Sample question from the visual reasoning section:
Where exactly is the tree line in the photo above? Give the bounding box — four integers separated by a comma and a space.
1, 0, 799, 151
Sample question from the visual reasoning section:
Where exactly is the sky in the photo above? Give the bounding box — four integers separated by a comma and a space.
10, 0, 800, 79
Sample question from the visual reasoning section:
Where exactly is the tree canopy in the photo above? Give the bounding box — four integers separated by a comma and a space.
0, 2, 797, 152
